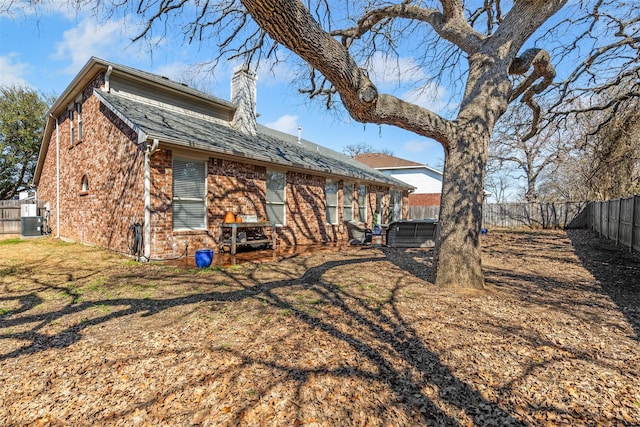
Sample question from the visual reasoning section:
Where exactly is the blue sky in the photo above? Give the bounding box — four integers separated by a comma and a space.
0, 2, 446, 169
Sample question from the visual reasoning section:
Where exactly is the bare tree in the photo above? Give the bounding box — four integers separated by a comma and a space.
543, 96, 640, 201
489, 102, 578, 202
544, 0, 640, 129
343, 143, 393, 158
126, 0, 564, 289
15, 0, 637, 289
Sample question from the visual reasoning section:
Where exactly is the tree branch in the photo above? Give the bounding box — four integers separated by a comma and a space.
331, 1, 483, 54
508, 48, 556, 141
240, 0, 456, 149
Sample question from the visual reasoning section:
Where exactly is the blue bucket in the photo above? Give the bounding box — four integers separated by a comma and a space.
195, 249, 214, 268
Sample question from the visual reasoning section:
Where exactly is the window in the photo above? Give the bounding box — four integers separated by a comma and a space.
374, 192, 384, 225
81, 175, 89, 193
69, 109, 75, 145
266, 170, 286, 226
357, 184, 367, 223
389, 190, 402, 222
76, 102, 83, 141
343, 182, 354, 222
172, 158, 207, 230
325, 179, 338, 225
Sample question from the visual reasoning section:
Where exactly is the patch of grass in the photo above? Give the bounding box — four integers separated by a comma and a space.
95, 304, 111, 314
197, 266, 222, 273
0, 239, 23, 245
0, 266, 17, 277
87, 276, 107, 291
0, 307, 10, 315
278, 308, 292, 316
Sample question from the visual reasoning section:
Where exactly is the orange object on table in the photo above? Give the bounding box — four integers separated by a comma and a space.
224, 212, 235, 223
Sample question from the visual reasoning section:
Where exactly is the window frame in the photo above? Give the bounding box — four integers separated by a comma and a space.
69, 108, 75, 146
325, 179, 338, 225
266, 169, 286, 226
79, 174, 89, 196
76, 102, 83, 142
389, 190, 402, 222
172, 157, 208, 231
357, 184, 367, 223
342, 181, 354, 222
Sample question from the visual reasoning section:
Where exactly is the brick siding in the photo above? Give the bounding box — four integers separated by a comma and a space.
409, 193, 441, 207
38, 72, 146, 255
37, 73, 410, 260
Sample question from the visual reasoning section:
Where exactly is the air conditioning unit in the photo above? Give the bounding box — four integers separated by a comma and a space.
21, 216, 43, 237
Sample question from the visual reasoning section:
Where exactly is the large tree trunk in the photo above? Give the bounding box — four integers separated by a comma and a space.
432, 124, 489, 289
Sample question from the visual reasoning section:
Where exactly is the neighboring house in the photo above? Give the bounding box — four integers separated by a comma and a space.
33, 57, 412, 259
353, 153, 443, 208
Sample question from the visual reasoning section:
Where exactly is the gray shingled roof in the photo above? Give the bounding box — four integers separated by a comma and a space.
96, 90, 412, 189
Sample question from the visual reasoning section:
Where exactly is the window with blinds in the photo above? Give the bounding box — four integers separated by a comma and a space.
390, 190, 402, 222
343, 182, 354, 222
357, 184, 367, 223
266, 170, 286, 226
325, 179, 338, 225
172, 158, 207, 230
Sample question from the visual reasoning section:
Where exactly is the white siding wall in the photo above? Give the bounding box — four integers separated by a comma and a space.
384, 168, 442, 194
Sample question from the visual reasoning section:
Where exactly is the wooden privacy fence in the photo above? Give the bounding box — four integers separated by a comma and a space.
482, 202, 587, 229
409, 202, 587, 229
586, 195, 640, 253
0, 200, 48, 236
407, 205, 440, 220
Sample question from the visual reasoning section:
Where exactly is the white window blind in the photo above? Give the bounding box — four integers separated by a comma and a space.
266, 170, 286, 225
173, 158, 207, 230
390, 190, 402, 222
343, 182, 354, 222
357, 184, 367, 223
325, 179, 338, 224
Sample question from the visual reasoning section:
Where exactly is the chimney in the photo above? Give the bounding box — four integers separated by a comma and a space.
230, 66, 257, 136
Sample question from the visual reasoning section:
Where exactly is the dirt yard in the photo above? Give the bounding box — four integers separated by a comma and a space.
0, 229, 638, 426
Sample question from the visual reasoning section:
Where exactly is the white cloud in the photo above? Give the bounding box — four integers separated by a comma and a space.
52, 17, 135, 74
402, 83, 449, 112
265, 114, 299, 135
403, 139, 437, 153
0, 54, 30, 87
366, 52, 428, 88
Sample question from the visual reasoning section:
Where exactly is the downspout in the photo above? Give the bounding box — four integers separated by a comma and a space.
144, 138, 159, 260
105, 65, 113, 92
50, 114, 60, 238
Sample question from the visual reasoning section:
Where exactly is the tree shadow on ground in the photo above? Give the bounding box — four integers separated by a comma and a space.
567, 229, 640, 341
0, 251, 525, 425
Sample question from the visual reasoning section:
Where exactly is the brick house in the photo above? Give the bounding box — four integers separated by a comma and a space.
354, 153, 443, 210
33, 57, 412, 259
